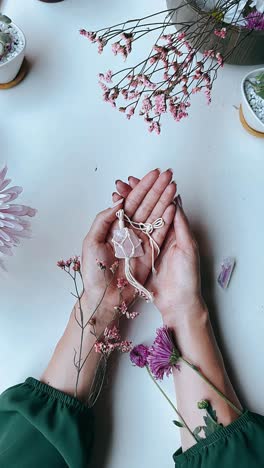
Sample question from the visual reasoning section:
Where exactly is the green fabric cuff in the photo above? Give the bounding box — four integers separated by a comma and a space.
24, 377, 90, 413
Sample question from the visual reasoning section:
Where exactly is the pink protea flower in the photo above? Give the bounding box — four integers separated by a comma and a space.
0, 166, 37, 258
130, 344, 149, 367
148, 326, 181, 380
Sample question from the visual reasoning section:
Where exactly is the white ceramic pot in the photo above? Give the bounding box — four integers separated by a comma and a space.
0, 23, 26, 84
241, 68, 264, 134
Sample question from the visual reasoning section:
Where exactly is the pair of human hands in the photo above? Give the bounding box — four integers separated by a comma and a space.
82, 169, 205, 327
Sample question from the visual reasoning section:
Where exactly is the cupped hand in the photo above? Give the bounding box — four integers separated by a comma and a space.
112, 176, 206, 324
81, 169, 177, 324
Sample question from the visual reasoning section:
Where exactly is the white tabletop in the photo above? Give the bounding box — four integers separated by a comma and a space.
1, 1, 264, 467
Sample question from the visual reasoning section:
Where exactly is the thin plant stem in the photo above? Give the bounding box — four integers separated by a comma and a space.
146, 367, 197, 442
179, 357, 242, 416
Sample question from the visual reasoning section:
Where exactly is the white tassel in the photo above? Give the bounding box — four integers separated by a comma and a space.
124, 257, 153, 303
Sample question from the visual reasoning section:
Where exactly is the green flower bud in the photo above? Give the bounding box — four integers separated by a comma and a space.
197, 399, 209, 410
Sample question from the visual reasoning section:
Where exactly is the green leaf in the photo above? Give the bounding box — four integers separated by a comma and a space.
255, 73, 264, 83
0, 32, 11, 44
197, 401, 223, 438
256, 89, 264, 99
173, 420, 184, 428
193, 426, 203, 441
206, 402, 218, 423
0, 14, 11, 24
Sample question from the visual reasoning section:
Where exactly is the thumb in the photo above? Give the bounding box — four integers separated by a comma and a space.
174, 195, 194, 251
87, 198, 124, 244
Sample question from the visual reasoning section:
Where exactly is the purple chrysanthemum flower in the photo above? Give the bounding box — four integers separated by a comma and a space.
148, 326, 181, 380
130, 344, 149, 368
245, 11, 264, 30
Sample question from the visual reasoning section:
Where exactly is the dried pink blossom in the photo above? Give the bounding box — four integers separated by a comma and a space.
72, 256, 81, 271
57, 260, 66, 269
126, 311, 139, 320
97, 38, 106, 54
79, 29, 97, 42
120, 301, 128, 314
216, 52, 224, 67
110, 260, 119, 274
214, 27, 227, 38
118, 340, 133, 353
203, 49, 215, 58
154, 94, 166, 115
0, 166, 37, 258
117, 277, 128, 289
104, 325, 121, 341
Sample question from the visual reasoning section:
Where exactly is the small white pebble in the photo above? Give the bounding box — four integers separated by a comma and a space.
244, 79, 264, 124
0, 22, 25, 64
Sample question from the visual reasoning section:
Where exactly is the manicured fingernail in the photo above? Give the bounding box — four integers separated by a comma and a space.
155, 168, 161, 172
115, 179, 121, 185
176, 194, 182, 208
112, 198, 124, 207
168, 168, 174, 173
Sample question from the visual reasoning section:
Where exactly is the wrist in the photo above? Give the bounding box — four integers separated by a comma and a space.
80, 291, 116, 334
160, 296, 209, 328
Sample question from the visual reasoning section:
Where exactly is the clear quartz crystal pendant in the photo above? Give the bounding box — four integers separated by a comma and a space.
112, 228, 144, 259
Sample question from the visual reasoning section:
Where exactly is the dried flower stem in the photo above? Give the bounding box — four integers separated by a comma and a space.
146, 366, 197, 442
179, 357, 242, 416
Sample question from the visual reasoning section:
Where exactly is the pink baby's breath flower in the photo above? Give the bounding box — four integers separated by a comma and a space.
126, 106, 135, 120
149, 121, 161, 135
130, 344, 149, 367
192, 87, 202, 94
104, 325, 121, 341
110, 260, 119, 274
126, 311, 139, 319
203, 49, 215, 58
79, 30, 97, 42
72, 257, 81, 271
97, 38, 106, 54
148, 326, 181, 380
57, 260, 66, 269
112, 41, 121, 55
154, 93, 167, 115
149, 55, 159, 65
141, 96, 153, 113
117, 277, 128, 289
120, 301, 128, 314
214, 27, 227, 38
177, 32, 186, 40
105, 69, 113, 83
216, 52, 224, 67
118, 340, 133, 353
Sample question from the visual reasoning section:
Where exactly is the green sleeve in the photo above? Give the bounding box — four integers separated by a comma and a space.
0, 377, 93, 468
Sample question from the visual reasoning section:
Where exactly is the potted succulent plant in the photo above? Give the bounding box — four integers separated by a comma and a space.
241, 68, 264, 134
0, 14, 26, 84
